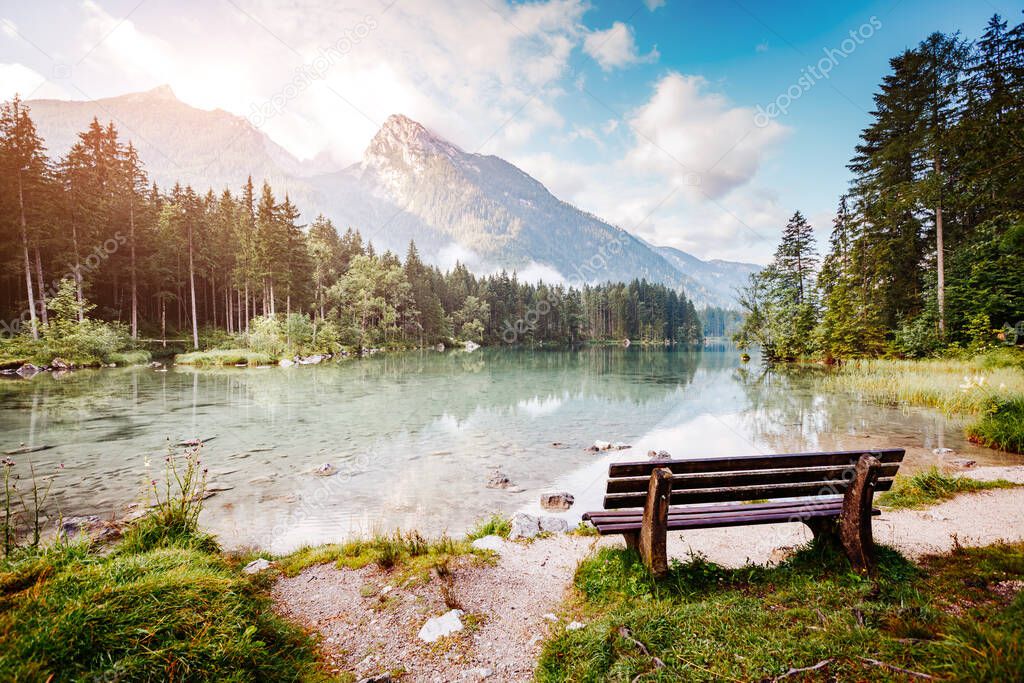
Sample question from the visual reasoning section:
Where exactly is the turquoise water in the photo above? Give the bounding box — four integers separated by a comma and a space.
0, 348, 1015, 551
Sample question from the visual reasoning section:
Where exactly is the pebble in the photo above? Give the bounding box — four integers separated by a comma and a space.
244, 558, 274, 574
418, 609, 464, 643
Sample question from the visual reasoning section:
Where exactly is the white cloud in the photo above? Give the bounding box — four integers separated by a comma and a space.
625, 72, 787, 199
583, 22, 658, 71
0, 62, 47, 100
643, 0, 666, 10
601, 118, 619, 134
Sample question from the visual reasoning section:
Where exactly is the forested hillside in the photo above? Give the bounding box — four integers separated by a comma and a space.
738, 14, 1024, 361
0, 102, 703, 355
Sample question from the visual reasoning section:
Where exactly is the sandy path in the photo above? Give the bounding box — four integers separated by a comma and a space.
272, 465, 1024, 682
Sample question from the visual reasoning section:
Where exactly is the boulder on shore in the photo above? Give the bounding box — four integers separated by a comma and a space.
540, 492, 574, 511
50, 357, 71, 370
647, 449, 672, 459
509, 512, 569, 539
15, 363, 40, 378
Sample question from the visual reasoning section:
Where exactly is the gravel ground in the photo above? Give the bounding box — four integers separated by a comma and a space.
272, 465, 1024, 682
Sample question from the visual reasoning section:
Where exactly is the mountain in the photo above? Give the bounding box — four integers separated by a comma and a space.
26, 85, 326, 209
654, 246, 760, 309
26, 88, 758, 308
323, 114, 685, 287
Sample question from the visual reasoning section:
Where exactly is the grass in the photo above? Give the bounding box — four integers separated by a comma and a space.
0, 442, 331, 681
106, 349, 152, 366
967, 397, 1024, 453
878, 467, 1020, 509
465, 513, 512, 540
824, 350, 1024, 452
276, 530, 478, 584
174, 348, 275, 366
0, 542, 330, 682
536, 540, 1024, 682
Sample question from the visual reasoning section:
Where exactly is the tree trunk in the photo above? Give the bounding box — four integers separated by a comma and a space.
935, 155, 945, 338
129, 199, 138, 338
16, 173, 38, 339
244, 282, 250, 334
70, 217, 85, 322
188, 224, 199, 350
33, 242, 47, 327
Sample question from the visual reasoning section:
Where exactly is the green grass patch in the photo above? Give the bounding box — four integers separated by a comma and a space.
175, 348, 275, 366
878, 467, 1020, 509
106, 349, 152, 366
0, 541, 329, 681
277, 531, 478, 584
536, 540, 1024, 682
466, 513, 512, 540
966, 397, 1024, 453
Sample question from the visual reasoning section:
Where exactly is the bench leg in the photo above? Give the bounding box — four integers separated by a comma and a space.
803, 516, 839, 542
639, 467, 673, 578
839, 454, 881, 574
623, 531, 639, 551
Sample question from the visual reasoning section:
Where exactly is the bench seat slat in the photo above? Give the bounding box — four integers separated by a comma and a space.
607, 449, 905, 478
592, 507, 881, 535
605, 463, 901, 494
584, 500, 844, 524
603, 477, 896, 509
584, 497, 844, 520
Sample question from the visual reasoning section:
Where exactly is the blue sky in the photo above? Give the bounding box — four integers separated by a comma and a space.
0, 0, 1017, 263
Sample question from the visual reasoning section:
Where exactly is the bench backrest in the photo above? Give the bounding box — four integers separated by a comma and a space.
602, 449, 906, 509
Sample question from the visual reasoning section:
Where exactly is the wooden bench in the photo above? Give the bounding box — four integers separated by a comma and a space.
583, 449, 905, 576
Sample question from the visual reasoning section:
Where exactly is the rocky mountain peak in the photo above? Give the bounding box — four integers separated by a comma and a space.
362, 114, 462, 174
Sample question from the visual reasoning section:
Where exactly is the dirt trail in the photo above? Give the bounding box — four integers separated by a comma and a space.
272, 465, 1024, 682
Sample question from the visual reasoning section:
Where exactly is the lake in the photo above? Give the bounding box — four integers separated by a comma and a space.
0, 347, 1017, 552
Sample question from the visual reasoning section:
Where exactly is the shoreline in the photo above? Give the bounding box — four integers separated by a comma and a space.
270, 464, 1024, 681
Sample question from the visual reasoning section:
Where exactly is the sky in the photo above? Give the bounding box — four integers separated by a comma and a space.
0, 0, 1018, 264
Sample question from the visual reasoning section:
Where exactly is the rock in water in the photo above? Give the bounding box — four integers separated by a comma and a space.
647, 450, 671, 459
418, 609, 464, 642
50, 357, 71, 370
949, 458, 977, 469
933, 447, 956, 456
15, 363, 39, 378
279, 358, 295, 367
486, 469, 514, 489
540, 492, 574, 510
244, 558, 273, 574
509, 513, 541, 539
464, 340, 480, 352
314, 463, 338, 477
60, 515, 101, 539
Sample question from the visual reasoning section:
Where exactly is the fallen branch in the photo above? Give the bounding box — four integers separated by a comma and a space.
618, 626, 664, 683
858, 657, 934, 679
773, 658, 833, 681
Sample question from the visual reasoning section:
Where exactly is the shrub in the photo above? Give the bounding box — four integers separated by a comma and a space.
894, 312, 942, 358
466, 513, 512, 540
966, 398, 1024, 453
119, 444, 217, 554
